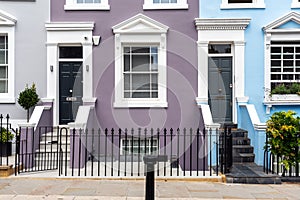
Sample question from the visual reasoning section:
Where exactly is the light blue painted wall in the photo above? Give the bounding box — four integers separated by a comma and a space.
200, 0, 300, 165
200, 0, 300, 122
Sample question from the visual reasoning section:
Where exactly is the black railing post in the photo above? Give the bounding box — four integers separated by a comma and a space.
0, 114, 3, 165
6, 114, 9, 166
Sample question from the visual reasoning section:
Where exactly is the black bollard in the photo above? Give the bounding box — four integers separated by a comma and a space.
143, 155, 167, 200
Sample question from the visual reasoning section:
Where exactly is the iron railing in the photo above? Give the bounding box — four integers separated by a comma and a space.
16, 126, 235, 177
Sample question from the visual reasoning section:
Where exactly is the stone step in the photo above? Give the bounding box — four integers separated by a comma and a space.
231, 130, 248, 138
233, 145, 254, 154
233, 153, 255, 163
232, 137, 251, 145
226, 163, 281, 184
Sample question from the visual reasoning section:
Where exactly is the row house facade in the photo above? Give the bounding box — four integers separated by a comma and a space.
197, 0, 300, 165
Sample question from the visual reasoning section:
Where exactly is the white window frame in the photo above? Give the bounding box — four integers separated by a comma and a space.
143, 0, 188, 10
122, 45, 159, 100
64, 0, 110, 10
291, 0, 300, 8
0, 11, 16, 103
220, 0, 265, 9
263, 12, 300, 106
113, 14, 168, 108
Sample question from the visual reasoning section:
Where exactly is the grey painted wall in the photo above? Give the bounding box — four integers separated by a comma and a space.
51, 0, 202, 129
0, 0, 49, 119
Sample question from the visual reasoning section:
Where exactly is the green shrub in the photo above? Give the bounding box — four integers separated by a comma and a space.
0, 127, 13, 143
266, 111, 300, 173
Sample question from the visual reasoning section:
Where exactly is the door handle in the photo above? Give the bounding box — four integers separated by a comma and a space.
69, 89, 73, 93
229, 84, 233, 88
219, 89, 222, 93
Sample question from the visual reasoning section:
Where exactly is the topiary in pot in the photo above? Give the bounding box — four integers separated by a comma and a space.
0, 127, 14, 156
265, 110, 300, 175
17, 83, 39, 122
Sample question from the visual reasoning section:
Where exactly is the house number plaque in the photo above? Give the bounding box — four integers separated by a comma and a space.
66, 97, 77, 101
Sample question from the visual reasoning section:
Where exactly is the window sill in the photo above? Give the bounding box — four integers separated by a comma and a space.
220, 3, 265, 9
143, 3, 188, 10
264, 94, 300, 105
291, 3, 300, 8
0, 97, 15, 104
114, 100, 168, 108
64, 4, 110, 11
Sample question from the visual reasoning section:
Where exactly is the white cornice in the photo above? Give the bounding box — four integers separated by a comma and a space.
45, 22, 94, 31
113, 13, 169, 34
263, 12, 300, 32
0, 9, 17, 26
195, 18, 251, 31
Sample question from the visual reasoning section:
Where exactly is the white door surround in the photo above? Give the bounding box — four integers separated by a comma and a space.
45, 22, 96, 125
195, 18, 250, 123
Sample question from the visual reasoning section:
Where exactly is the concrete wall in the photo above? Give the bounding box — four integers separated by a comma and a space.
0, 0, 50, 119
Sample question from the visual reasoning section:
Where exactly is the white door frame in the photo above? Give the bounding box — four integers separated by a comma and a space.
45, 22, 95, 125
195, 18, 251, 124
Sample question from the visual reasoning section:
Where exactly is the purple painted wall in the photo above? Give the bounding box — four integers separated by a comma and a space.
51, 0, 202, 130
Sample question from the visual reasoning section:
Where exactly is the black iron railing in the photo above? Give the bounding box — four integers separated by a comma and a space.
15, 126, 236, 177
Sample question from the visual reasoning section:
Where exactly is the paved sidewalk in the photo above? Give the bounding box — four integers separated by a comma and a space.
0, 177, 299, 199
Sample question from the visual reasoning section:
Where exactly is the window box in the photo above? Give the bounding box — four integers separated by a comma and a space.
270, 94, 300, 101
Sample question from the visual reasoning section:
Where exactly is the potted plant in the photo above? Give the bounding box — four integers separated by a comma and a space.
0, 127, 14, 156
265, 111, 300, 176
17, 83, 39, 122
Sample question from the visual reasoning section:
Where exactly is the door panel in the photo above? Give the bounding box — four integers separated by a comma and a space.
59, 62, 83, 124
208, 57, 233, 123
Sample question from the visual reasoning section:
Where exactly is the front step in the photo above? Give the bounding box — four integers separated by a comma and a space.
226, 163, 281, 184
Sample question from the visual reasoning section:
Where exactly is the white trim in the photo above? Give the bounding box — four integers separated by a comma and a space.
0, 11, 16, 103
113, 14, 168, 108
240, 104, 266, 131
291, 0, 300, 8
64, 0, 110, 10
195, 18, 250, 123
46, 22, 95, 125
220, 0, 265, 9
143, 0, 188, 10
263, 12, 300, 105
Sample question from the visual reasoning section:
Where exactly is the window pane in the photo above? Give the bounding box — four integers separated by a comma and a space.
271, 60, 281, 67
132, 92, 150, 98
132, 55, 150, 71
132, 74, 150, 90
132, 47, 149, 54
271, 74, 281, 80
151, 74, 158, 90
124, 55, 130, 72
0, 80, 7, 93
59, 46, 83, 59
124, 74, 130, 90
0, 37, 5, 49
283, 47, 294, 54
271, 47, 281, 54
0, 51, 5, 64
0, 66, 7, 79
208, 44, 231, 54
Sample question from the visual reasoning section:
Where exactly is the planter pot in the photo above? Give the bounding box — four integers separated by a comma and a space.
271, 94, 300, 101
0, 142, 12, 157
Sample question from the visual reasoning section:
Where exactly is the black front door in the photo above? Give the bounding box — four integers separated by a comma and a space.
208, 57, 233, 123
59, 62, 83, 124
